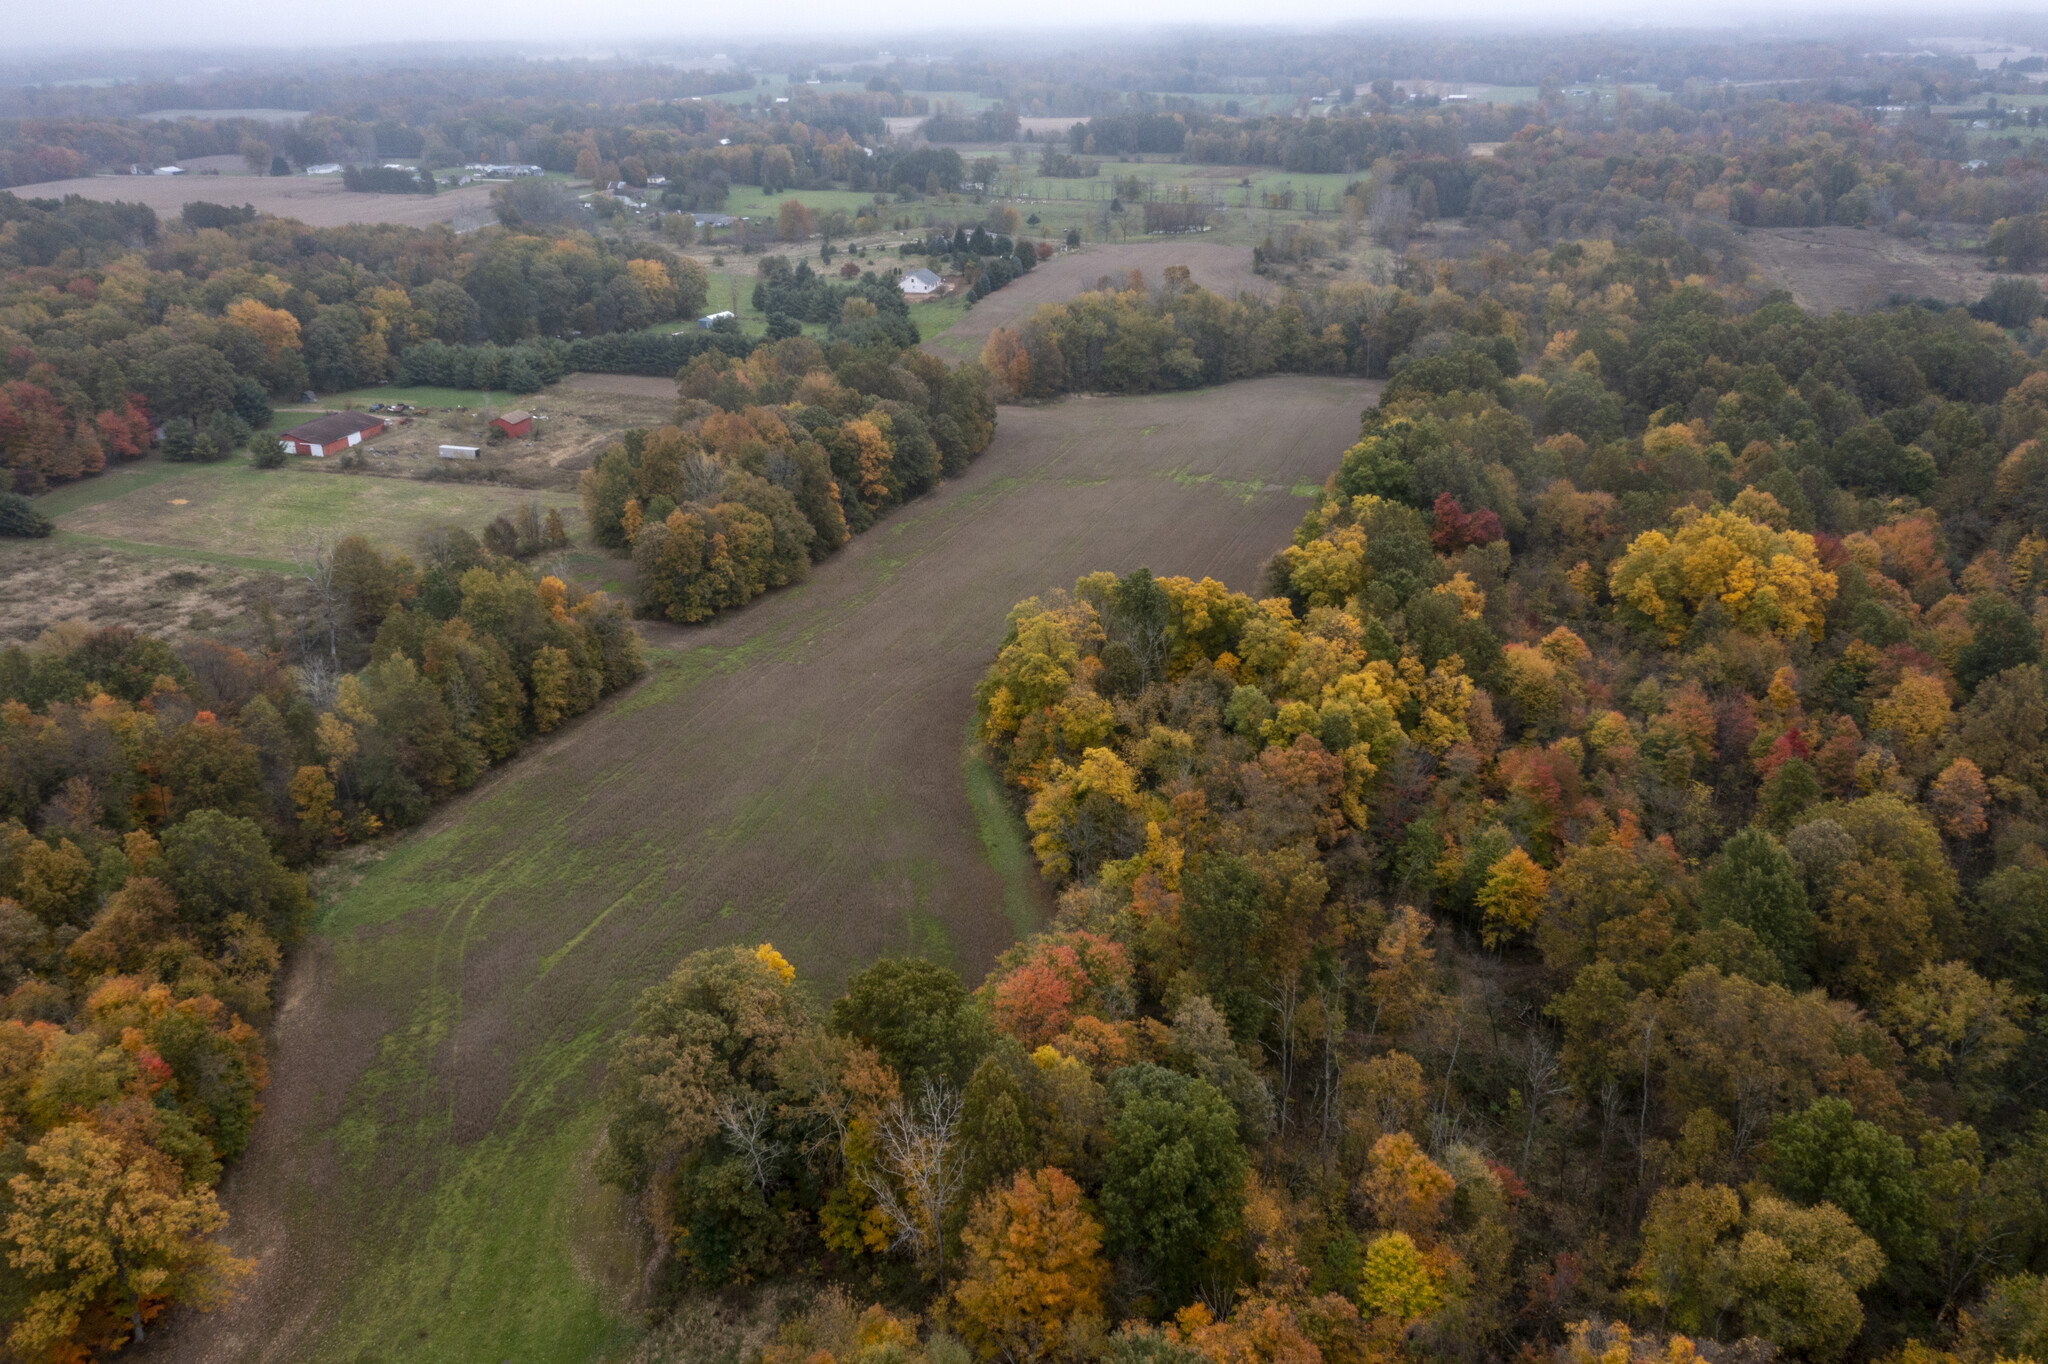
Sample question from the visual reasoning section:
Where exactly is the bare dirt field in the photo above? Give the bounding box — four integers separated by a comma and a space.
1739, 226, 2000, 313
0, 539, 304, 647
153, 374, 1382, 1364
7, 172, 499, 231
557, 372, 682, 402
922, 240, 1268, 360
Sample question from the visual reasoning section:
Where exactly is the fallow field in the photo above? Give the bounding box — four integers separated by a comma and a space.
919, 240, 1272, 361
153, 373, 1383, 1364
7, 171, 500, 230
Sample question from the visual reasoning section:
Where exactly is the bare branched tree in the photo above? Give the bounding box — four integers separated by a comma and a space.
296, 655, 338, 712
1368, 184, 1413, 250
715, 1093, 785, 1195
857, 1079, 966, 1289
291, 538, 343, 665
1519, 1031, 1569, 1178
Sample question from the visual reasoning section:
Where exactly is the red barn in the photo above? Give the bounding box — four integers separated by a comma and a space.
491, 409, 534, 439
279, 411, 385, 457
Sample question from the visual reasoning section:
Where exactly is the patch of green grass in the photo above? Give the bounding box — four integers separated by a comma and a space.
965, 725, 1039, 941
720, 186, 894, 220
913, 294, 974, 346
50, 454, 571, 568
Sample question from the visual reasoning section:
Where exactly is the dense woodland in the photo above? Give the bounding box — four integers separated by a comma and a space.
600, 236, 2048, 1364
0, 189, 710, 488
0, 543, 639, 1354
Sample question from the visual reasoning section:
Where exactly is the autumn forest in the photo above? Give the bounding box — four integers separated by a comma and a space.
4, 20, 2048, 1364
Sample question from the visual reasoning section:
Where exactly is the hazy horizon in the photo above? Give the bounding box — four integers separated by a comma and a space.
8, 8, 2048, 62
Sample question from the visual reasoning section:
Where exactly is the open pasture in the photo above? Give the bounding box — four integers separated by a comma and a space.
161, 373, 1382, 1364
46, 456, 578, 571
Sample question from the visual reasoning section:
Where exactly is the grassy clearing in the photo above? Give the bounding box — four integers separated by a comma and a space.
719, 186, 894, 219
49, 455, 569, 569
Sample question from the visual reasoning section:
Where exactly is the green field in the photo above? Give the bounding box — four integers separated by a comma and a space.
44, 455, 576, 572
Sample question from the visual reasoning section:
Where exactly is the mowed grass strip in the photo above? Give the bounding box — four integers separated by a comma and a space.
50, 456, 578, 570
180, 375, 1383, 1364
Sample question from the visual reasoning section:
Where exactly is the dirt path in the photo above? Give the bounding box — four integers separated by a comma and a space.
153, 376, 1379, 1364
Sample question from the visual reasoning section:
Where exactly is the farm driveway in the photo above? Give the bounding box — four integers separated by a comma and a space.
157, 375, 1380, 1364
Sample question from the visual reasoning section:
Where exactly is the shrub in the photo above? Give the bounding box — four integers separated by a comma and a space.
0, 492, 55, 538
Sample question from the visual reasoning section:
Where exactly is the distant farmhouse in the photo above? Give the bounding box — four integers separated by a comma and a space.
279, 411, 384, 457
899, 268, 942, 296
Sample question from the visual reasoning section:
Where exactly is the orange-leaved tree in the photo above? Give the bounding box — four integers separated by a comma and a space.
952, 1166, 1107, 1361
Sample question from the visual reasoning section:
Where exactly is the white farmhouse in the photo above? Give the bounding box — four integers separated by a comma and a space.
899, 268, 942, 296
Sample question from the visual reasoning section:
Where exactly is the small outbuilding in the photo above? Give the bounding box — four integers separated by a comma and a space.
697, 310, 736, 329
438, 445, 480, 460
899, 268, 942, 296
490, 410, 534, 439
279, 411, 385, 457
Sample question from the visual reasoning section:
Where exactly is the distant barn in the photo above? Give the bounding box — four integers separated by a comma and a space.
491, 410, 534, 438
279, 411, 384, 457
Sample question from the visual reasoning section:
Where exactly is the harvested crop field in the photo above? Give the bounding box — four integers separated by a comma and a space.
157, 374, 1382, 1364
923, 241, 1269, 359
557, 372, 683, 401
7, 172, 499, 230
1740, 226, 2000, 313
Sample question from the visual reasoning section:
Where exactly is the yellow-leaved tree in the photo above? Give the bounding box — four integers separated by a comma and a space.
1609, 508, 1837, 645
6, 1125, 251, 1355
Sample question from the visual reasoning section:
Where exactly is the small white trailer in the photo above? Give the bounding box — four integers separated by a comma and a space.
438, 444, 480, 460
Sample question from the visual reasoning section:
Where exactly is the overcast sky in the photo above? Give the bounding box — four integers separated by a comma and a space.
9, 1, 2045, 60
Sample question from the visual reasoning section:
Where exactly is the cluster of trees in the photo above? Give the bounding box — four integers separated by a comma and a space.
579, 333, 994, 623
976, 217, 2039, 418
750, 255, 924, 332
0, 539, 639, 1352
978, 264, 1414, 398
616, 227, 2048, 1364
339, 164, 437, 195
0, 190, 705, 491
1457, 103, 2048, 238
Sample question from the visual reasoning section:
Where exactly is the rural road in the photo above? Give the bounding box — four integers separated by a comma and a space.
154, 374, 1383, 1364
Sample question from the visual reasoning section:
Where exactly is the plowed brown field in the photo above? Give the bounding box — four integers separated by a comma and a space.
8, 172, 499, 230
152, 375, 1380, 1364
